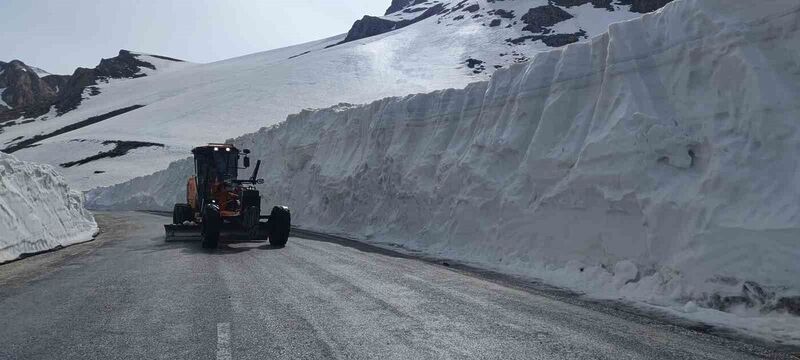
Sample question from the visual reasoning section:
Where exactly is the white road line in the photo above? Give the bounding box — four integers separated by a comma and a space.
217, 322, 232, 360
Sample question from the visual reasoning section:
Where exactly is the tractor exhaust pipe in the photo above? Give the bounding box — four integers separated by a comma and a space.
250, 160, 262, 182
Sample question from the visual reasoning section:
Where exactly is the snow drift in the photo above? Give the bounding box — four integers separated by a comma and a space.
0, 152, 97, 263
89, 0, 800, 335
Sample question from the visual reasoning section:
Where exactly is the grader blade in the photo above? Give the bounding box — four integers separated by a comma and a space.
164, 224, 201, 242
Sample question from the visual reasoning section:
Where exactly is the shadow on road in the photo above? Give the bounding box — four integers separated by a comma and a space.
288, 228, 416, 260
143, 235, 285, 255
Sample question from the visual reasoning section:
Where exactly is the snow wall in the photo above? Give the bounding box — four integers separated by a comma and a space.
1, 152, 97, 263
88, 0, 800, 312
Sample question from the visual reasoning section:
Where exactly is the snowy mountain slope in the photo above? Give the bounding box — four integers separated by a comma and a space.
0, 152, 97, 263
88, 0, 800, 343
0, 0, 671, 191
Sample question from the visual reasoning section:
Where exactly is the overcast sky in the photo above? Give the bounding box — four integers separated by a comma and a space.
0, 0, 388, 74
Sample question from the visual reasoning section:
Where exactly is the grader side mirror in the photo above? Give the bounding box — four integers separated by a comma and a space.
243, 156, 250, 168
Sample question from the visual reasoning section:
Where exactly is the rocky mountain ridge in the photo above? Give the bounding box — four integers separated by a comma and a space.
0, 50, 183, 123
338, 0, 674, 47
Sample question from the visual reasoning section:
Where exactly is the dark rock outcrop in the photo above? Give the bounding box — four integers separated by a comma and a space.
492, 9, 515, 19
463, 4, 480, 13
95, 50, 156, 80
55, 50, 165, 114
3, 105, 146, 153
0, 60, 59, 109
617, 0, 673, 13
60, 140, 164, 168
520, 5, 574, 33
335, 3, 446, 47
551, 0, 670, 12
465, 58, 486, 74
0, 60, 62, 121
552, 0, 613, 10
541, 30, 587, 47
386, 0, 422, 15
340, 16, 400, 44
505, 30, 586, 47
41, 74, 71, 93
54, 67, 101, 115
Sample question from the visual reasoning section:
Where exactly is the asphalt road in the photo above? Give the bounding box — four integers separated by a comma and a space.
0, 212, 796, 359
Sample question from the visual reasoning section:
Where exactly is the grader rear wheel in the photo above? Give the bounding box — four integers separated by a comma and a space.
243, 206, 261, 240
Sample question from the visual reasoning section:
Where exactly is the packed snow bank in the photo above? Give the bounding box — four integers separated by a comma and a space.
0, 152, 97, 263
89, 0, 800, 342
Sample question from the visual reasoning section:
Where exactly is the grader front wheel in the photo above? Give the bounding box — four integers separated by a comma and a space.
268, 206, 291, 248
201, 206, 221, 249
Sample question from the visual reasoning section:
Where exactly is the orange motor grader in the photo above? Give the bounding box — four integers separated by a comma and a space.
164, 143, 291, 248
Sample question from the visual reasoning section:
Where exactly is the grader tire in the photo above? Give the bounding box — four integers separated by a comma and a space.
201, 206, 221, 249
268, 206, 291, 248
243, 206, 261, 240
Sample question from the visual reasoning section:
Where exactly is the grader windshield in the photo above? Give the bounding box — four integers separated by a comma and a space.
193, 146, 239, 180
192, 145, 240, 203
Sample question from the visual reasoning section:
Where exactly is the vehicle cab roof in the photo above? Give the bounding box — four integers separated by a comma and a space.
192, 144, 239, 155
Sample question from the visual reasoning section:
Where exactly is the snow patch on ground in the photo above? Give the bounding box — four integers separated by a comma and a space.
131, 53, 194, 76
30, 66, 53, 78
87, 0, 800, 343
0, 152, 97, 263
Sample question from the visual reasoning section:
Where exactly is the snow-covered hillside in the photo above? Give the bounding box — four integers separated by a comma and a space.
89, 0, 800, 343
0, 152, 97, 263
0, 0, 670, 191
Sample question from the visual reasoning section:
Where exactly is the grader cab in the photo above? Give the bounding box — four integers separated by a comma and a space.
164, 144, 291, 248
